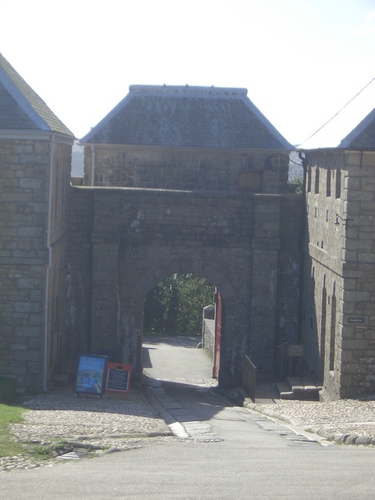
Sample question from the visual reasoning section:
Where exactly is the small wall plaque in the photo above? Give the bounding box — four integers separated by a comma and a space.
288, 345, 304, 357
348, 317, 364, 324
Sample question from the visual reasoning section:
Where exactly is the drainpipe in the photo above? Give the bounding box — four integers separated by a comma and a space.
42, 134, 56, 391
91, 144, 96, 186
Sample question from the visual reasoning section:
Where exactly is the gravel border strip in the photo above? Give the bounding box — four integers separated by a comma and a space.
244, 402, 375, 446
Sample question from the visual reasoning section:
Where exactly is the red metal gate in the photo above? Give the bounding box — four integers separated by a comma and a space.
213, 291, 222, 379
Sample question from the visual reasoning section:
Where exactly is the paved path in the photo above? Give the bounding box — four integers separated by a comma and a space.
142, 335, 375, 446
142, 334, 216, 385
142, 335, 329, 445
2, 335, 375, 499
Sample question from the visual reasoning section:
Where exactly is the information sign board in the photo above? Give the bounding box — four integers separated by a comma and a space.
74, 355, 107, 397
105, 363, 132, 394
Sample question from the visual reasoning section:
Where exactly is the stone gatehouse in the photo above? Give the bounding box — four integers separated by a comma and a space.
69, 84, 300, 387
4, 54, 375, 399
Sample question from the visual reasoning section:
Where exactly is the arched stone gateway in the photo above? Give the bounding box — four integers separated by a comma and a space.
69, 186, 301, 387
117, 234, 250, 386
67, 84, 301, 388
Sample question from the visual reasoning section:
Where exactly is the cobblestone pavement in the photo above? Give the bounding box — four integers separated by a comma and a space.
0, 385, 174, 473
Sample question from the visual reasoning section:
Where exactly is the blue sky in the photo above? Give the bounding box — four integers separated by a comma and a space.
1, 0, 375, 144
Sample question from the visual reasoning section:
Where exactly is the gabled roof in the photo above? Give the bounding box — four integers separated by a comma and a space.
0, 53, 74, 137
80, 85, 292, 150
299, 77, 375, 150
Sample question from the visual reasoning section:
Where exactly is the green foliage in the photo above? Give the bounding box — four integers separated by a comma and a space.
288, 172, 303, 194
143, 273, 214, 335
0, 403, 25, 457
28, 444, 53, 460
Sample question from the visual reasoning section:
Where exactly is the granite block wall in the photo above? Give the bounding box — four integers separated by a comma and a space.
0, 137, 72, 390
303, 150, 375, 399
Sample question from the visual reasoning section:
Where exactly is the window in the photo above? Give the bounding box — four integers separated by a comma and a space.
307, 167, 311, 192
335, 169, 341, 198
315, 167, 320, 194
326, 169, 331, 197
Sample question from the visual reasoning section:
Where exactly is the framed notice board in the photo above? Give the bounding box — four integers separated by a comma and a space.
74, 355, 107, 397
105, 362, 132, 394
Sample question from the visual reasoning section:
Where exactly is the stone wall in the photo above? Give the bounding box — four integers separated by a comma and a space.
202, 305, 215, 359
0, 137, 72, 390
67, 184, 301, 387
84, 145, 289, 194
202, 318, 215, 359
302, 150, 375, 399
274, 194, 303, 375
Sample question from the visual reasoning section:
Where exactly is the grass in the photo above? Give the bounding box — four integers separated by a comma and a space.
0, 403, 25, 457
26, 444, 53, 460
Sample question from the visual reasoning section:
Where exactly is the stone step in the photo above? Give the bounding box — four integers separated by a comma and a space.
276, 381, 291, 393
276, 378, 322, 401
276, 382, 295, 400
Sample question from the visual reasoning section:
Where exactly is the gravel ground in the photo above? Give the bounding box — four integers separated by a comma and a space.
246, 398, 375, 445
0, 385, 173, 473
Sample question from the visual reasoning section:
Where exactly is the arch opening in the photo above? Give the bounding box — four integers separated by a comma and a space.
141, 273, 218, 386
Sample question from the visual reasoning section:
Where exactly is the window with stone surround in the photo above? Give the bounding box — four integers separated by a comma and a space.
315, 167, 320, 194
326, 169, 331, 197
335, 168, 341, 198
307, 167, 311, 192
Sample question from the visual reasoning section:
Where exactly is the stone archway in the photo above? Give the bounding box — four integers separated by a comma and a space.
71, 184, 301, 389
117, 243, 251, 386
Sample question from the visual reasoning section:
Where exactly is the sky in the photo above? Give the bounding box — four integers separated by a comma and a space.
1, 0, 375, 145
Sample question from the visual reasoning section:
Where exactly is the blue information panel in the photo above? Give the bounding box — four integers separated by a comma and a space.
74, 355, 107, 397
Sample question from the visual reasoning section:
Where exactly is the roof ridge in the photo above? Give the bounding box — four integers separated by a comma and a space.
128, 84, 248, 97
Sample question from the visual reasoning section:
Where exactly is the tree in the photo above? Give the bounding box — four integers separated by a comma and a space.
143, 274, 214, 335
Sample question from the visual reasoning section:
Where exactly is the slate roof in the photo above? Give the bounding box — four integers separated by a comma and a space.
80, 85, 292, 150
299, 77, 375, 150
0, 53, 73, 137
